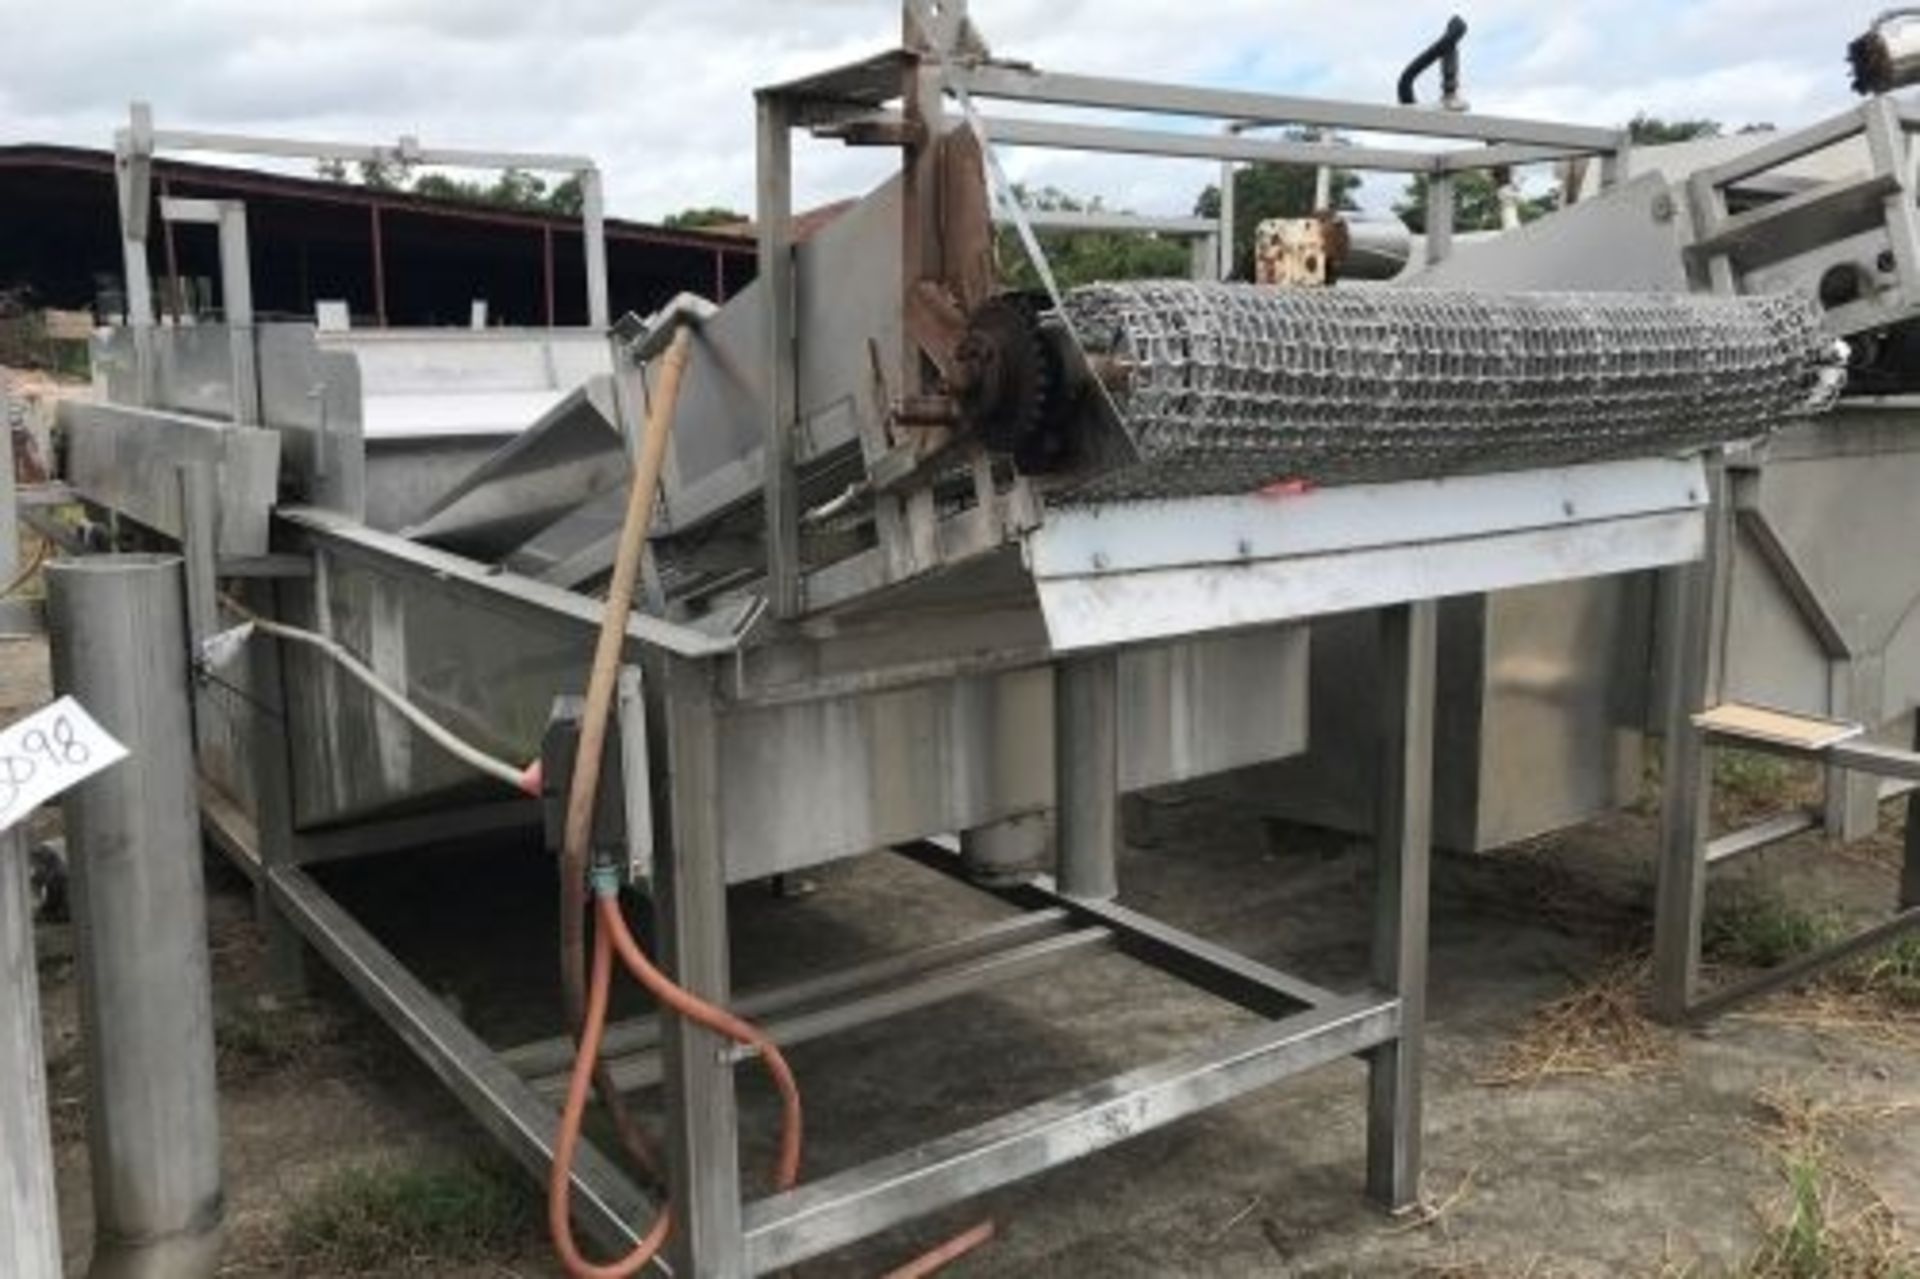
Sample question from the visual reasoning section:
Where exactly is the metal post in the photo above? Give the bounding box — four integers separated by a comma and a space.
159, 178, 181, 324
369, 204, 388, 328
542, 226, 556, 328
1365, 600, 1434, 1214
216, 203, 258, 425
0, 396, 20, 636
579, 168, 611, 330
116, 104, 156, 405
1054, 652, 1119, 901
657, 657, 744, 1276
1217, 147, 1236, 280
1, 827, 63, 1279
1904, 715, 1920, 911
1652, 467, 1728, 1022
245, 579, 308, 994
756, 93, 802, 620
1822, 658, 1884, 842
1425, 173, 1456, 265
47, 555, 222, 1279
1190, 232, 1218, 282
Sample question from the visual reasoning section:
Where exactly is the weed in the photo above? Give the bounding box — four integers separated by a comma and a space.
1704, 893, 1841, 971
214, 997, 342, 1083
280, 1157, 538, 1274
1716, 751, 1797, 803
1739, 1087, 1918, 1279
1844, 936, 1920, 1011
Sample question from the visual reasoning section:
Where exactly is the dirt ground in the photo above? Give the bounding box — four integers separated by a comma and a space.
4, 628, 1916, 1278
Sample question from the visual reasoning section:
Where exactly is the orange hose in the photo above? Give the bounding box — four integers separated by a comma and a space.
597, 895, 804, 1191
547, 894, 803, 1276
547, 912, 674, 1278
880, 1219, 997, 1279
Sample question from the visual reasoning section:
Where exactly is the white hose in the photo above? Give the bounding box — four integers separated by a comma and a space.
215, 600, 533, 794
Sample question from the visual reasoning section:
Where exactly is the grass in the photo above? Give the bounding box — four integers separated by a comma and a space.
1711, 750, 1821, 832
1705, 892, 1843, 971
214, 996, 347, 1083
280, 1157, 540, 1274
1738, 1088, 1918, 1279
1845, 936, 1920, 1011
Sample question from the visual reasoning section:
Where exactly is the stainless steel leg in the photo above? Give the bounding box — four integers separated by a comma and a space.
657, 658, 745, 1277
1653, 557, 1715, 1022
1054, 652, 1119, 901
1365, 600, 1434, 1213
1, 828, 62, 1279
47, 554, 224, 1279
1904, 717, 1920, 911
248, 581, 308, 995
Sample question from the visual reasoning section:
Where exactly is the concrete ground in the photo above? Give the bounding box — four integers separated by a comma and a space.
5, 628, 1916, 1278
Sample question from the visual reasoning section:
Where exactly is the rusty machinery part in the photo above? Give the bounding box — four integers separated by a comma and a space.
953, 293, 1075, 472
1060, 281, 1844, 501
1850, 9, 1920, 94
1254, 213, 1353, 286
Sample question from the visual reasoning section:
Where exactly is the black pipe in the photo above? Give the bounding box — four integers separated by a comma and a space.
1396, 15, 1468, 106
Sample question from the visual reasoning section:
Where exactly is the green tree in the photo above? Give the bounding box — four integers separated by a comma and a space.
996, 185, 1193, 291
1627, 114, 1722, 145
316, 161, 584, 214
1394, 171, 1556, 234
1192, 131, 1363, 279
1395, 116, 1734, 234
663, 207, 747, 230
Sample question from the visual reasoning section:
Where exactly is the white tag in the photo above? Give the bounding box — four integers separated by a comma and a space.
0, 697, 130, 834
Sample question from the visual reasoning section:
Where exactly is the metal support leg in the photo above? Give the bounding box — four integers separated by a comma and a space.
1, 828, 62, 1279
47, 554, 223, 1279
1653, 558, 1716, 1021
657, 658, 745, 1277
1054, 652, 1119, 902
1365, 601, 1434, 1213
1905, 716, 1920, 911
248, 581, 308, 994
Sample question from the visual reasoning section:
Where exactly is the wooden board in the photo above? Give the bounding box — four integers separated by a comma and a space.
1693, 702, 1864, 752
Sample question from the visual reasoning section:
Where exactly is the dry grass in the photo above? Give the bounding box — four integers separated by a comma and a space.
1738, 1086, 1919, 1279
1478, 954, 1673, 1087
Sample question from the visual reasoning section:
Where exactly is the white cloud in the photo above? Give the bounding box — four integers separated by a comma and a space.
0, 0, 1882, 222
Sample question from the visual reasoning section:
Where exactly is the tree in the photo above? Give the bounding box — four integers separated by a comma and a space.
1627, 114, 1722, 145
995, 185, 1193, 291
1394, 171, 1555, 234
1192, 130, 1363, 279
316, 161, 585, 214
663, 207, 747, 230
1395, 116, 1731, 234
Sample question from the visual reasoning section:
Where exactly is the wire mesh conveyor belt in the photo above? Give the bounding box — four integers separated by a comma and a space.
1060, 282, 1843, 499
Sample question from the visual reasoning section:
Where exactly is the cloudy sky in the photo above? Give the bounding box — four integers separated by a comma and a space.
0, 0, 1876, 223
